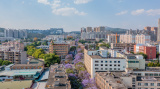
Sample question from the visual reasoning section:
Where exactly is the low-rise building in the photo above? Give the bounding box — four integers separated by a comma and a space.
95, 71, 160, 89
84, 49, 145, 78
111, 43, 135, 52
36, 45, 49, 51
134, 44, 156, 60
49, 41, 70, 58
45, 64, 71, 89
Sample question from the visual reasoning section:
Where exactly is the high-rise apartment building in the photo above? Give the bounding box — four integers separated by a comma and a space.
86, 27, 92, 32
120, 34, 151, 44
158, 19, 160, 41
4, 29, 27, 38
108, 34, 120, 43
135, 34, 150, 44
144, 26, 151, 31
81, 26, 111, 40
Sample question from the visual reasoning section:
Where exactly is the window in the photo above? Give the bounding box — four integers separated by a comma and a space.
110, 61, 112, 63
157, 83, 160, 86
154, 74, 158, 76
150, 74, 153, 76
101, 64, 103, 66
118, 64, 120, 66
118, 61, 120, 63
110, 68, 112, 70
110, 64, 112, 66
95, 68, 98, 70
114, 64, 116, 66
144, 83, 148, 86
95, 64, 98, 66
150, 83, 154, 86
101, 61, 103, 63
105, 61, 107, 63
105, 64, 108, 66
101, 68, 103, 70
95, 61, 99, 63
118, 68, 120, 70
105, 68, 107, 70
138, 83, 141, 86
114, 68, 116, 70
114, 61, 116, 63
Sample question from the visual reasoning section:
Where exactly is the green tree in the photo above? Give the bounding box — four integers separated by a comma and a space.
44, 53, 60, 67
27, 46, 37, 56
137, 52, 148, 59
32, 49, 45, 59
2, 60, 11, 65
70, 46, 76, 51
100, 42, 110, 48
39, 54, 45, 59
156, 52, 159, 58
95, 46, 99, 50
0, 59, 3, 66
66, 68, 74, 74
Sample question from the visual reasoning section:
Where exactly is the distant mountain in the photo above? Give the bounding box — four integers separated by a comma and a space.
105, 27, 128, 34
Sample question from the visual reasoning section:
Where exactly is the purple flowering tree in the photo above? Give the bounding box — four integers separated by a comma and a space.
78, 70, 90, 80
82, 78, 97, 89
64, 64, 72, 69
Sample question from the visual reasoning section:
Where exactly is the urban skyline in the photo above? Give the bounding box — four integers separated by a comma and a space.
0, 0, 160, 31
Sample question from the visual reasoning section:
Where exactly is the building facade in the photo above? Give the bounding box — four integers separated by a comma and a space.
4, 29, 27, 38
134, 44, 156, 60
110, 43, 135, 52
81, 26, 111, 40
158, 19, 160, 42
49, 41, 70, 58
107, 34, 120, 43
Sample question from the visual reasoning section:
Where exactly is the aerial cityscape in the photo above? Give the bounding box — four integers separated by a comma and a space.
0, 0, 160, 89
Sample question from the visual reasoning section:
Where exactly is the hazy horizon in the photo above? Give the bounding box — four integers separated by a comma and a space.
0, 0, 160, 32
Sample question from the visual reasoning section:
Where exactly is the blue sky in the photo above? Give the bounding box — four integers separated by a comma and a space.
0, 0, 160, 32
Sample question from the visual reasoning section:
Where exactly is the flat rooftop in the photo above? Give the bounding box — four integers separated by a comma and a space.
0, 69, 42, 76
46, 64, 71, 89
90, 55, 124, 59
0, 80, 32, 89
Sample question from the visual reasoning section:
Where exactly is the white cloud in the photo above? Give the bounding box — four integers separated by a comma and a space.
131, 9, 145, 15
37, 0, 50, 5
51, 0, 61, 9
74, 0, 92, 4
146, 9, 160, 16
116, 11, 127, 15
37, 0, 87, 16
52, 7, 87, 16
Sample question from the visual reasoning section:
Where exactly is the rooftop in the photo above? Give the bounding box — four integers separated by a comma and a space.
46, 64, 71, 89
90, 55, 124, 59
0, 69, 42, 76
0, 80, 32, 89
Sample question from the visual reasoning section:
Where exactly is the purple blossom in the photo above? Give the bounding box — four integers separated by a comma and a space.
73, 59, 82, 65
82, 78, 97, 88
82, 79, 89, 87
78, 70, 90, 80
77, 48, 82, 53
64, 64, 72, 69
